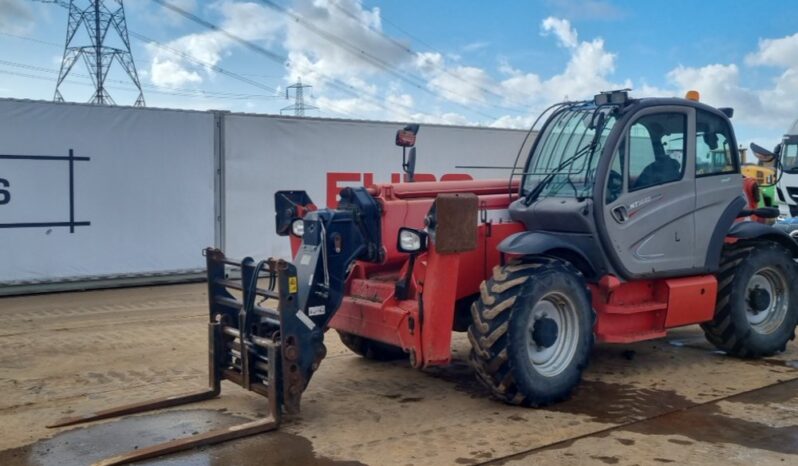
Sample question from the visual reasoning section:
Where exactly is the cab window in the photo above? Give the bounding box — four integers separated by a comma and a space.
696, 110, 737, 176
628, 113, 686, 191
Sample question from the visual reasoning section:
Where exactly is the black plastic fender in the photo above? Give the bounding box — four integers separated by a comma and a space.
498, 231, 599, 279
728, 221, 798, 256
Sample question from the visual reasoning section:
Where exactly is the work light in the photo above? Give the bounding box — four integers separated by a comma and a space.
291, 219, 305, 237
397, 227, 428, 253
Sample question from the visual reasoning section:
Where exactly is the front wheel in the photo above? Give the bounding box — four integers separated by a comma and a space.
703, 242, 798, 357
468, 259, 594, 406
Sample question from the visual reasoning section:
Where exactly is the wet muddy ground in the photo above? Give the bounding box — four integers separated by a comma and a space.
1, 283, 796, 465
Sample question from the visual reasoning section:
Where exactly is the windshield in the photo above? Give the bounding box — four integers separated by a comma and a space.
783, 141, 798, 173
522, 105, 617, 199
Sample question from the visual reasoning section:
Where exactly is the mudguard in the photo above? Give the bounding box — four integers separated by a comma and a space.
728, 221, 798, 256
498, 231, 599, 278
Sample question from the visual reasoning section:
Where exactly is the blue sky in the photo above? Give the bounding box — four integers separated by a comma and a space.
2, 0, 798, 146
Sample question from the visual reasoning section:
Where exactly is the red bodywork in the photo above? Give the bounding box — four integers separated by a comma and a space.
290, 179, 720, 368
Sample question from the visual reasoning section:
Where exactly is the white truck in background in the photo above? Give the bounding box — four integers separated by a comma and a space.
751, 119, 798, 218
775, 119, 798, 217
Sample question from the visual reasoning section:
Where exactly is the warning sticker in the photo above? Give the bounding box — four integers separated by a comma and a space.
288, 276, 298, 293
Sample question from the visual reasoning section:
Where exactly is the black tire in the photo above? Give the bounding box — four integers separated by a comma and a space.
337, 330, 406, 361
468, 258, 594, 406
702, 242, 798, 357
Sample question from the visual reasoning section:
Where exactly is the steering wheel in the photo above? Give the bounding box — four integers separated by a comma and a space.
606, 170, 623, 204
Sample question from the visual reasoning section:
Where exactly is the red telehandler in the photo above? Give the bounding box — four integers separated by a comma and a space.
52, 91, 798, 465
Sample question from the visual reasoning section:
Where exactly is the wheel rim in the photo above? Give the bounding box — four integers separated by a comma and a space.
745, 266, 789, 334
526, 291, 580, 377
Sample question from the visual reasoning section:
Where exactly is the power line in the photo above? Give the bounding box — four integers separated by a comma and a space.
128, 30, 282, 96
147, 0, 417, 118
0, 29, 284, 101
0, 61, 280, 101
328, 0, 526, 113
0, 30, 62, 47
255, 0, 501, 120
16, 4, 286, 103
150, 0, 495, 120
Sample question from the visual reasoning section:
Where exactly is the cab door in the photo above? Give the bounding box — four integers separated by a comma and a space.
693, 109, 743, 268
602, 107, 697, 277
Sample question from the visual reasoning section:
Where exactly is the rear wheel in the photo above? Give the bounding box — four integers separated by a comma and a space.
337, 331, 406, 361
468, 259, 594, 406
702, 242, 798, 357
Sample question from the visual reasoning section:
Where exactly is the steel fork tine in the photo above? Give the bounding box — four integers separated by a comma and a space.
92, 416, 279, 466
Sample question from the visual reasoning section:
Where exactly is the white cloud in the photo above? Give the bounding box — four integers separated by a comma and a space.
499, 17, 624, 108
147, 1, 282, 88
541, 17, 578, 49
666, 64, 761, 116
734, 32, 798, 131
283, 0, 410, 87
745, 33, 798, 68
137, 2, 798, 143
462, 41, 490, 53
426, 65, 492, 105
664, 33, 798, 133
0, 0, 34, 34
408, 111, 473, 126
489, 114, 538, 129
315, 95, 381, 116
150, 58, 203, 87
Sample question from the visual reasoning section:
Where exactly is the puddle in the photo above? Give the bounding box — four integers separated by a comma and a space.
548, 381, 695, 424
625, 379, 798, 455
0, 410, 364, 466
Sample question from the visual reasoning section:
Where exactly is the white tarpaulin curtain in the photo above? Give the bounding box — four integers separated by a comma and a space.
0, 99, 215, 285
223, 114, 530, 260
0, 99, 532, 290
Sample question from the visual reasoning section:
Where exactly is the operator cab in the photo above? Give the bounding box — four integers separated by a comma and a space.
507, 90, 743, 280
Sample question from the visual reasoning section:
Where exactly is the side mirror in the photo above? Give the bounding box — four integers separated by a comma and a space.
704, 133, 719, 150
397, 124, 421, 182
404, 147, 417, 182
395, 124, 420, 147
750, 142, 779, 164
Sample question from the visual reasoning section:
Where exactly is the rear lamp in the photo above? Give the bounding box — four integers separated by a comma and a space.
397, 227, 428, 253
291, 219, 305, 237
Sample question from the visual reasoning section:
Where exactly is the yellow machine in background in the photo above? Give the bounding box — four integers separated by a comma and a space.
742, 164, 777, 187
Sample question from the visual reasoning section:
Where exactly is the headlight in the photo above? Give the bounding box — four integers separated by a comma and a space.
397, 227, 428, 253
291, 219, 305, 237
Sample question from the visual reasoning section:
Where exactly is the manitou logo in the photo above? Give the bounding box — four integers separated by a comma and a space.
326, 172, 473, 206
